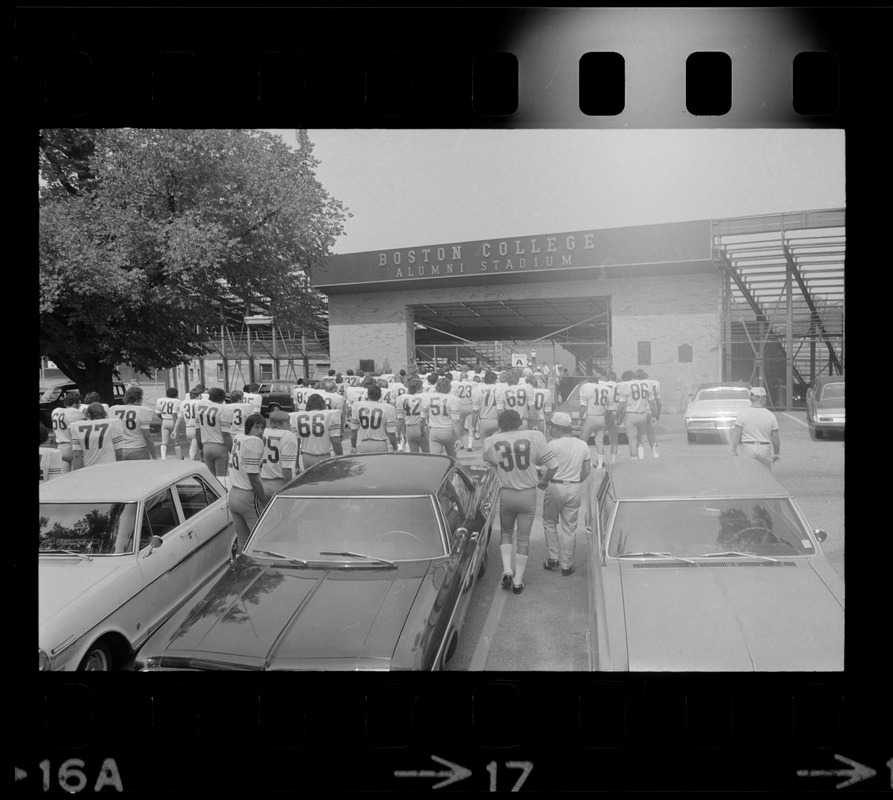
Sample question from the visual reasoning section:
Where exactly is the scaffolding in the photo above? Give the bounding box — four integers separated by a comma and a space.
714, 209, 844, 409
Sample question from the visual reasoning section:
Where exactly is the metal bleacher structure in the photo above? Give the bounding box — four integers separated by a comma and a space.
712, 208, 845, 409
203, 294, 332, 389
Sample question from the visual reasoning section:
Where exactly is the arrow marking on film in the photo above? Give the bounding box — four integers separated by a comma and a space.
797, 754, 876, 789
15, 767, 27, 781
394, 755, 472, 789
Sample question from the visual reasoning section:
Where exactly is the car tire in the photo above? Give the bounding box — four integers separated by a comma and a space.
78, 640, 113, 671
687, 432, 696, 443
815, 428, 824, 439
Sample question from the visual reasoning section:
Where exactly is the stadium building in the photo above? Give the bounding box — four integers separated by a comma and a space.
311, 209, 844, 413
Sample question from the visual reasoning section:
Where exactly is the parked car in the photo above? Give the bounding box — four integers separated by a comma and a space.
256, 380, 296, 417
39, 381, 126, 428
39, 461, 238, 671
806, 375, 845, 438
136, 453, 501, 671
683, 382, 753, 443
586, 456, 844, 671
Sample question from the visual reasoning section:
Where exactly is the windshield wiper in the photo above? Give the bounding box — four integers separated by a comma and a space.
616, 552, 697, 564
249, 549, 308, 565
42, 549, 93, 561
701, 551, 779, 563
318, 550, 396, 567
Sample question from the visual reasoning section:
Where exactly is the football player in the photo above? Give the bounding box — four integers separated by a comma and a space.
39, 423, 63, 482
350, 383, 398, 453
473, 370, 501, 445
635, 369, 661, 457
111, 386, 157, 461
50, 391, 83, 473
260, 409, 300, 500
220, 389, 255, 441
616, 370, 656, 459
397, 378, 429, 453
154, 387, 182, 460
194, 387, 230, 476
291, 393, 344, 469
525, 375, 553, 436
452, 370, 476, 450
227, 413, 267, 551
421, 376, 460, 457
180, 387, 207, 461
70, 403, 125, 469
78, 391, 109, 419
579, 376, 609, 469
496, 370, 530, 430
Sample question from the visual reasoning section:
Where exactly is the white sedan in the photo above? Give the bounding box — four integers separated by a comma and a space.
39, 461, 237, 671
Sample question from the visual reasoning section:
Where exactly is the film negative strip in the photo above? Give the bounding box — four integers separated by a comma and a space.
23, 5, 884, 794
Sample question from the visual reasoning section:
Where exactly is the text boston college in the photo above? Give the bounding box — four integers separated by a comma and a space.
378, 233, 597, 279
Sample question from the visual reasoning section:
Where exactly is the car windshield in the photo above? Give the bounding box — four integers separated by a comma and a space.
39, 387, 65, 402
39, 502, 139, 555
607, 498, 817, 558
819, 382, 845, 401
695, 388, 751, 402
247, 496, 444, 561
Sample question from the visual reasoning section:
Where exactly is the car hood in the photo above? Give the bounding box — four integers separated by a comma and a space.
685, 399, 751, 417
619, 561, 844, 671
152, 558, 430, 669
39, 557, 132, 628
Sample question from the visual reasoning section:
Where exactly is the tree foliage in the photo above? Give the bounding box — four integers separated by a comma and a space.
39, 128, 347, 399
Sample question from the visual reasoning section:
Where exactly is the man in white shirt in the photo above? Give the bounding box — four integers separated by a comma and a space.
730, 387, 780, 470
539, 412, 591, 576
195, 387, 230, 476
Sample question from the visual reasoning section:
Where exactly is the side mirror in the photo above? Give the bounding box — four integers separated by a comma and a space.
453, 527, 469, 552
143, 535, 164, 556
813, 529, 827, 544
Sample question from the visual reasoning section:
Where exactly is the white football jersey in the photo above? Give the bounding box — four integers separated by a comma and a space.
110, 404, 155, 449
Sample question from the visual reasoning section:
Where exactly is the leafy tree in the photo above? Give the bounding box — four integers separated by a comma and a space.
39, 129, 347, 402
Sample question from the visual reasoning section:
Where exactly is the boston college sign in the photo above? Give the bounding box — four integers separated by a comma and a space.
313, 220, 714, 293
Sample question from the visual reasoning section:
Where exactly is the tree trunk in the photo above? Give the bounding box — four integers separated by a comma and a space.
44, 351, 118, 405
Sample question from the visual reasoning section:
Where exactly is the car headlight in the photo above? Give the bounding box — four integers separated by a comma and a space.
39, 648, 52, 672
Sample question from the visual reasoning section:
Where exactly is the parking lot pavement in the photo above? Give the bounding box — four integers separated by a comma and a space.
447, 412, 844, 671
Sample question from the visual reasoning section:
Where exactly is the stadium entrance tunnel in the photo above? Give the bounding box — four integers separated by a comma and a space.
411, 296, 611, 374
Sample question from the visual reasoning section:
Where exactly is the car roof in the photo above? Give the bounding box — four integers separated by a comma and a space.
604, 456, 791, 500
39, 461, 220, 503
814, 374, 845, 387
277, 453, 457, 497
695, 382, 752, 391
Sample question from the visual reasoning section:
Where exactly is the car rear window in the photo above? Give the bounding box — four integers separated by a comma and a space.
608, 498, 816, 558
247, 496, 444, 561
39, 502, 139, 555
695, 388, 751, 401
819, 382, 845, 400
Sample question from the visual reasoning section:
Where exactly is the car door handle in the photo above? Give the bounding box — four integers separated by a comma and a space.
180, 530, 195, 540
470, 531, 480, 542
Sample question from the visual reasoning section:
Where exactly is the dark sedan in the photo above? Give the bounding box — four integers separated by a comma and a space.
39, 381, 125, 428
136, 453, 501, 671
806, 375, 845, 438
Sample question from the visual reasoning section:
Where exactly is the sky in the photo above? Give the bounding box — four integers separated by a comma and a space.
268, 129, 845, 255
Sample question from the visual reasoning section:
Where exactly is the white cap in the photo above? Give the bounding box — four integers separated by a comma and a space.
550, 411, 573, 428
